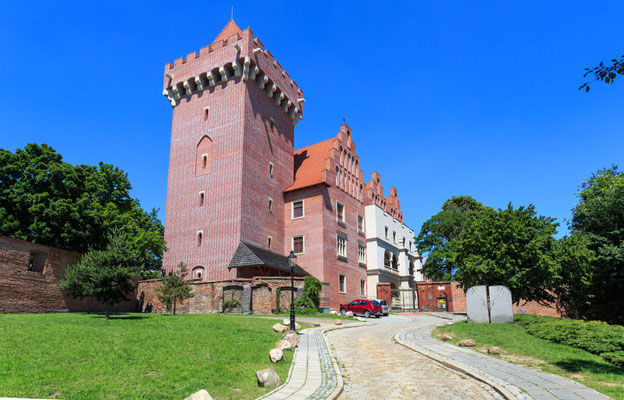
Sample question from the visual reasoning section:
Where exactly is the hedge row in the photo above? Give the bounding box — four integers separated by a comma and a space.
516, 314, 624, 366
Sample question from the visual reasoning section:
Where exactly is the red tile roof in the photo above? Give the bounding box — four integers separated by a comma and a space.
212, 20, 243, 45
285, 138, 336, 192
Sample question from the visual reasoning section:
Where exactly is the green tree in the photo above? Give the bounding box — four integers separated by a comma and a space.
0, 143, 165, 278
156, 262, 194, 315
61, 229, 141, 319
579, 54, 624, 92
416, 196, 489, 280
295, 276, 322, 314
454, 204, 560, 304
571, 166, 624, 323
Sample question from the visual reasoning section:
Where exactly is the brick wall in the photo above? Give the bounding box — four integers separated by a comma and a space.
416, 281, 457, 312
136, 276, 304, 314
0, 236, 136, 313
376, 282, 392, 310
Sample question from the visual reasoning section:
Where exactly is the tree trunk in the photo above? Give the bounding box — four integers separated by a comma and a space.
173, 298, 177, 315
105, 304, 110, 320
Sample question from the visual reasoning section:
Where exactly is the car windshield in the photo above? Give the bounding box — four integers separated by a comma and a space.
371, 300, 380, 306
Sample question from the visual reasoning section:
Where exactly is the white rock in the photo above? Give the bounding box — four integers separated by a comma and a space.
329, 310, 338, 315
184, 389, 213, 400
256, 368, 282, 388
269, 348, 284, 363
356, 317, 367, 322
345, 311, 354, 317
294, 322, 301, 330
272, 323, 288, 332
275, 339, 292, 351
335, 319, 342, 325
282, 318, 290, 325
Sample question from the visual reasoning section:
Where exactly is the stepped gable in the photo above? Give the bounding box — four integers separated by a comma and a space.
212, 19, 243, 44
364, 172, 403, 222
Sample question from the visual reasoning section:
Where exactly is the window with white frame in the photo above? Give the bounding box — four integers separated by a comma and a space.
268, 162, 274, 179
339, 274, 346, 293
197, 230, 203, 246
357, 214, 364, 233
337, 232, 347, 258
358, 241, 366, 264
292, 235, 304, 254
360, 279, 366, 296
385, 226, 389, 239
336, 201, 345, 224
267, 235, 272, 250
292, 200, 304, 219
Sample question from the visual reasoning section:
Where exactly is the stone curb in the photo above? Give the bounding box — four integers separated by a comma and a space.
393, 328, 518, 400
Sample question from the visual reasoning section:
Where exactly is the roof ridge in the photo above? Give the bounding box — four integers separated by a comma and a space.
212, 19, 243, 45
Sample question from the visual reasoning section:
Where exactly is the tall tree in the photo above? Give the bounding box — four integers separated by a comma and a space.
454, 204, 560, 304
0, 143, 165, 278
570, 166, 624, 324
156, 262, 194, 315
416, 196, 488, 280
61, 229, 141, 319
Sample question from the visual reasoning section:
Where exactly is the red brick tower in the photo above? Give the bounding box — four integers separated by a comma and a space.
162, 21, 304, 280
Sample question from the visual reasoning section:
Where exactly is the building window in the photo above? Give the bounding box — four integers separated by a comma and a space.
268, 198, 273, 212
358, 241, 366, 264
199, 191, 205, 206
337, 232, 347, 258
360, 279, 366, 296
197, 231, 203, 246
292, 200, 304, 219
267, 235, 272, 250
293, 235, 304, 254
195, 135, 213, 176
28, 252, 47, 273
392, 253, 398, 270
203, 106, 210, 121
270, 117, 275, 130
339, 274, 346, 293
193, 266, 205, 280
269, 162, 274, 179
384, 250, 391, 268
336, 201, 345, 224
385, 226, 389, 239
393, 231, 396, 243
357, 214, 364, 233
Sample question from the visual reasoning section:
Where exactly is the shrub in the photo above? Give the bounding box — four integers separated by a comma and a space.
516, 314, 624, 366
294, 276, 322, 314
222, 300, 239, 310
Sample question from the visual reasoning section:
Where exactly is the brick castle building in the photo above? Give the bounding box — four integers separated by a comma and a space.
161, 21, 422, 310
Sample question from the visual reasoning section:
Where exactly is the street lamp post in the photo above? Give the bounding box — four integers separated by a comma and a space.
287, 250, 297, 331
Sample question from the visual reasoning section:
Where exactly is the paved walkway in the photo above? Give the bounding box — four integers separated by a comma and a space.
326, 315, 503, 399
397, 314, 610, 400
257, 325, 347, 400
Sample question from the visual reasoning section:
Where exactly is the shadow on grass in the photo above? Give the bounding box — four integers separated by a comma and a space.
553, 358, 624, 375
87, 313, 149, 320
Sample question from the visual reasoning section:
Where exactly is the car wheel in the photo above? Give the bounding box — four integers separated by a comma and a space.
364, 310, 371, 318
375, 315, 381, 318
341, 308, 347, 315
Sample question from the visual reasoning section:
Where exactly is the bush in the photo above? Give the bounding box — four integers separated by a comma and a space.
222, 300, 239, 310
516, 314, 624, 366
294, 276, 322, 314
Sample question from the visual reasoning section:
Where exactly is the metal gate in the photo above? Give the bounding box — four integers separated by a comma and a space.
390, 288, 419, 312
319, 282, 331, 313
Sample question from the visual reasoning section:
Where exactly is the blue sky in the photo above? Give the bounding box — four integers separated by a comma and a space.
1, 1, 623, 236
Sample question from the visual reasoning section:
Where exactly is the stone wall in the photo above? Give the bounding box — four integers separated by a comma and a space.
136, 276, 304, 314
0, 236, 136, 313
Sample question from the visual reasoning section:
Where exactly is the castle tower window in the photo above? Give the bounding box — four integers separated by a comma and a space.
203, 106, 210, 121
292, 200, 304, 219
197, 231, 203, 246
28, 252, 47, 273
268, 162, 274, 179
199, 191, 205, 206
270, 117, 274, 130
292, 235, 304, 254
192, 266, 205, 280
268, 198, 273, 212
267, 236, 272, 250
336, 201, 345, 224
195, 136, 213, 176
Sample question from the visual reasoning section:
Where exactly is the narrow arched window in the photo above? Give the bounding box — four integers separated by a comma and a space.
195, 135, 213, 176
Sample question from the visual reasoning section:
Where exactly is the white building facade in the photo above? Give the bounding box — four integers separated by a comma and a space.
364, 204, 423, 309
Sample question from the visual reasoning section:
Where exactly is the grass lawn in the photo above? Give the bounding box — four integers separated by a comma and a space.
261, 311, 356, 320
0, 313, 296, 400
433, 317, 624, 399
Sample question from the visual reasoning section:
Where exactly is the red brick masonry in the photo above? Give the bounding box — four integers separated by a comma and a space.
0, 236, 136, 313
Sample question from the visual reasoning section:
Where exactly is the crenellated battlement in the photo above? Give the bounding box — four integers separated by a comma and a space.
162, 23, 303, 120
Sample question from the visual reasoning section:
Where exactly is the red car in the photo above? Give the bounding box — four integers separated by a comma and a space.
340, 299, 383, 318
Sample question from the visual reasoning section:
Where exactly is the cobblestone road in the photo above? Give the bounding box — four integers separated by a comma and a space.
326, 315, 503, 400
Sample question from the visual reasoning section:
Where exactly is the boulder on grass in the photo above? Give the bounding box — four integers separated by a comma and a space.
282, 331, 300, 347
335, 319, 342, 325
269, 348, 284, 363
329, 310, 338, 315
345, 311, 354, 317
441, 335, 453, 341
273, 323, 288, 332
276, 339, 292, 351
256, 368, 282, 388
282, 318, 290, 325
294, 322, 301, 330
487, 346, 501, 355
184, 389, 213, 400
458, 339, 476, 347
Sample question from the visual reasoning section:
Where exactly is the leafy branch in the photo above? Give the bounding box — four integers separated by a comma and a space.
579, 55, 624, 92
